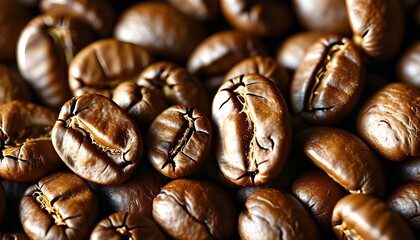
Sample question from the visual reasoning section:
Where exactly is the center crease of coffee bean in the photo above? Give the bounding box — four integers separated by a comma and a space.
46, 24, 74, 66
339, 221, 364, 240
162, 109, 197, 171
306, 43, 345, 111
32, 189, 67, 226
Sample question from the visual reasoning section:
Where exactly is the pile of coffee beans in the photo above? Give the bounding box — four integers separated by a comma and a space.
0, 0, 419, 239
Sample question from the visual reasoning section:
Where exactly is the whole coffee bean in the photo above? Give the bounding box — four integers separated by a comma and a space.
16, 13, 95, 109
291, 34, 364, 125
52, 93, 142, 185
188, 30, 267, 78
332, 194, 415, 240
137, 62, 210, 115
397, 157, 420, 182
0, 0, 31, 63
299, 127, 386, 196
357, 82, 420, 161
225, 56, 291, 99
0, 101, 64, 183
239, 188, 319, 240
39, 0, 115, 37
293, 0, 351, 36
0, 183, 5, 224
292, 170, 345, 229
168, 0, 220, 21
147, 105, 212, 178
388, 182, 420, 230
69, 38, 154, 98
0, 64, 32, 104
276, 31, 326, 73
212, 74, 291, 186
220, 0, 292, 38
114, 2, 206, 62
345, 0, 404, 62
397, 41, 420, 88
19, 172, 99, 240
90, 212, 165, 240
97, 166, 169, 218
153, 179, 236, 240
112, 81, 166, 133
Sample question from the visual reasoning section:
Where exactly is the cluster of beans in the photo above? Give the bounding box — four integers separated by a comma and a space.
0, 0, 419, 239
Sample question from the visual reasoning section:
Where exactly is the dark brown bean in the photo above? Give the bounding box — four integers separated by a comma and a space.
357, 82, 420, 161
0, 64, 32, 104
19, 172, 99, 240
90, 212, 165, 240
0, 233, 29, 240
147, 105, 212, 178
292, 170, 345, 229
137, 61, 210, 115
69, 38, 154, 99
239, 188, 319, 240
153, 179, 236, 240
212, 74, 291, 186
388, 182, 420, 230
112, 81, 166, 133
52, 93, 142, 185
114, 2, 206, 62
345, 0, 404, 62
168, 0, 220, 21
16, 13, 94, 109
298, 127, 386, 196
293, 0, 351, 35
290, 34, 365, 125
39, 0, 115, 36
220, 0, 293, 38
397, 157, 420, 182
332, 194, 415, 240
0, 101, 64, 183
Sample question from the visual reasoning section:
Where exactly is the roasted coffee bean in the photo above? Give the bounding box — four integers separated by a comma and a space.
16, 13, 94, 109
0, 64, 32, 104
357, 82, 420, 161
388, 182, 420, 230
225, 56, 291, 99
69, 38, 154, 98
19, 172, 99, 240
0, 183, 5, 225
292, 170, 345, 229
239, 188, 319, 240
291, 35, 364, 125
168, 0, 220, 21
397, 41, 420, 88
112, 81, 166, 133
298, 127, 386, 196
153, 179, 236, 240
0, 0, 31, 63
276, 31, 326, 73
212, 74, 291, 186
90, 212, 165, 240
187, 30, 267, 94
39, 0, 115, 37
97, 166, 169, 218
137, 62, 210, 115
220, 0, 292, 38
147, 105, 212, 178
345, 0, 404, 62
397, 157, 420, 182
293, 0, 351, 35
114, 2, 206, 62
332, 194, 415, 240
52, 93, 142, 185
0, 101, 64, 183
